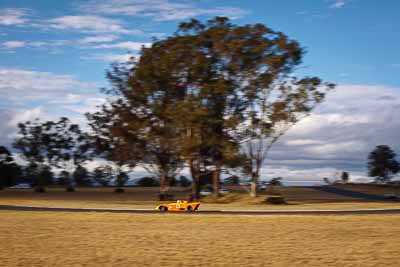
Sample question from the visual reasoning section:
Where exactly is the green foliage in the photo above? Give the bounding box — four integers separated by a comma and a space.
23, 163, 39, 186
22, 163, 50, 188
40, 166, 54, 186
341, 172, 350, 183
73, 165, 90, 186
92, 166, 112, 187
268, 177, 283, 186
178, 176, 192, 187
224, 175, 240, 185
88, 16, 332, 199
58, 171, 70, 186
0, 146, 21, 188
115, 171, 129, 188
13, 117, 90, 189
368, 145, 399, 183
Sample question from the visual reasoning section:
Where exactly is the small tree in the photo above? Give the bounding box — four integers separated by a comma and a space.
13, 120, 53, 191
93, 165, 112, 187
269, 177, 283, 186
58, 171, 70, 186
0, 146, 21, 188
73, 165, 90, 186
88, 63, 184, 199
23, 163, 40, 187
40, 166, 54, 186
242, 77, 334, 197
115, 171, 129, 192
368, 145, 399, 183
266, 177, 282, 195
42, 118, 90, 190
87, 107, 137, 192
341, 171, 350, 183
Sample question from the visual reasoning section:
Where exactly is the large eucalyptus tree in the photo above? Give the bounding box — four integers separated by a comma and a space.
91, 17, 333, 199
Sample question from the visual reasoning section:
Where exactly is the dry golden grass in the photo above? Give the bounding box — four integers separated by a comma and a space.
1, 186, 400, 211
1, 211, 400, 267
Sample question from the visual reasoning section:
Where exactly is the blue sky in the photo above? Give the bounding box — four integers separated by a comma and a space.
1, 0, 399, 181
1, 0, 400, 86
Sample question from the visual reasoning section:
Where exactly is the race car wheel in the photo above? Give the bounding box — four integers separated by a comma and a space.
187, 206, 193, 212
159, 206, 168, 212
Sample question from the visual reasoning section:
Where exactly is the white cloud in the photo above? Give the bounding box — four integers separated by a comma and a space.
258, 165, 359, 184
2, 40, 71, 51
285, 139, 324, 146
79, 35, 118, 44
2, 41, 26, 49
330, 0, 348, 9
0, 8, 28, 25
29, 40, 70, 47
80, 0, 248, 21
8, 107, 44, 127
0, 68, 94, 96
304, 141, 365, 156
0, 107, 46, 147
47, 15, 139, 34
93, 41, 151, 50
0, 68, 105, 111
83, 53, 137, 62
266, 84, 400, 177
0, 68, 104, 148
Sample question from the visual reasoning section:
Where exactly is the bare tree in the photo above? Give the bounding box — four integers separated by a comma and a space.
242, 78, 334, 196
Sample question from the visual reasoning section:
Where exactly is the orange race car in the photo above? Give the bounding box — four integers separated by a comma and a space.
155, 200, 200, 212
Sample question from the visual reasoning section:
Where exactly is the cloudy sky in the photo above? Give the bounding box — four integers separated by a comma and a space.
0, 0, 399, 183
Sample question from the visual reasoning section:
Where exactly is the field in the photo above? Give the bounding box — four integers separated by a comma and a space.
1, 186, 400, 266
1, 211, 400, 267
1, 185, 400, 211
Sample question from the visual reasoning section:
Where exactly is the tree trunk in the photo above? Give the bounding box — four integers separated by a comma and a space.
189, 160, 200, 201
212, 170, 220, 198
191, 174, 200, 201
159, 172, 167, 200
250, 171, 258, 198
212, 165, 221, 199
250, 158, 261, 197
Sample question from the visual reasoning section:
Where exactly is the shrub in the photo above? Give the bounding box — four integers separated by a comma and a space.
178, 176, 191, 187
34, 187, 46, 193
265, 196, 286, 204
268, 177, 283, 186
66, 186, 75, 192
114, 188, 125, 193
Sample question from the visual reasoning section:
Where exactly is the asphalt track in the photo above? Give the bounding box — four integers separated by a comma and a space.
1, 204, 400, 215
